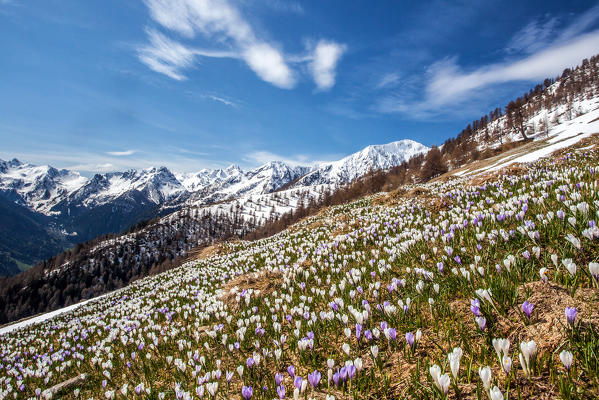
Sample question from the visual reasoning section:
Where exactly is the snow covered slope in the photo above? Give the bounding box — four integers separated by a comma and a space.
293, 140, 429, 187
451, 104, 599, 177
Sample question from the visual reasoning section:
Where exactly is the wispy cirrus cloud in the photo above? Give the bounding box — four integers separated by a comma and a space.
378, 3, 599, 118
106, 150, 136, 156
243, 149, 338, 167
425, 30, 599, 106
205, 94, 239, 107
138, 0, 344, 90
375, 72, 400, 90
258, 0, 304, 15
505, 16, 560, 55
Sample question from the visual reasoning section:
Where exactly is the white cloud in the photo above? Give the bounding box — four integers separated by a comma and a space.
259, 0, 304, 15
505, 17, 559, 55
309, 40, 346, 90
107, 150, 136, 156
243, 150, 334, 167
425, 30, 599, 106
376, 72, 400, 89
558, 3, 599, 42
140, 0, 297, 88
243, 43, 295, 88
206, 95, 238, 107
139, 0, 345, 90
143, 0, 253, 41
2, 147, 225, 175
138, 29, 197, 80
374, 4, 599, 118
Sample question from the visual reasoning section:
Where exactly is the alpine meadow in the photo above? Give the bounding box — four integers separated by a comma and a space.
1, 1, 599, 399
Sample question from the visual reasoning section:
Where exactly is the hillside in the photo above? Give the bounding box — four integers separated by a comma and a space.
0, 140, 426, 275
0, 131, 597, 399
2, 55, 599, 326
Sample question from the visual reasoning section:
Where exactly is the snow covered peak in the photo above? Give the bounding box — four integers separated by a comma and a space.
0, 159, 88, 213
294, 139, 429, 187
0, 158, 23, 172
177, 164, 245, 192
71, 166, 187, 207
360, 139, 428, 155
225, 164, 242, 173
1, 138, 429, 215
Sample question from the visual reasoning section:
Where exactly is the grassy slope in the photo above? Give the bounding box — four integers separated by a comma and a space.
1, 137, 599, 399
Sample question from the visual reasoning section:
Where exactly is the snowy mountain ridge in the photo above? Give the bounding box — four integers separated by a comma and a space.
0, 139, 427, 216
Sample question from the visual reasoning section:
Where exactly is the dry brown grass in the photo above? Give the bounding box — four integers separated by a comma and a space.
497, 281, 599, 352
375, 187, 450, 212
220, 270, 283, 311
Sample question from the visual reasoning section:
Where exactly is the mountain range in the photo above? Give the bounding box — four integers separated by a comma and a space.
0, 139, 428, 275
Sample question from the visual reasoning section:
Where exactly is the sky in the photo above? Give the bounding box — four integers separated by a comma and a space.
1, 0, 599, 175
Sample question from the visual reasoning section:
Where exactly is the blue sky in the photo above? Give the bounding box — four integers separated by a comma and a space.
1, 0, 599, 174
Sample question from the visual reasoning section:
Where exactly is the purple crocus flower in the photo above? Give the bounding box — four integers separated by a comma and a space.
476, 316, 486, 330
332, 370, 340, 386
308, 370, 321, 388
454, 255, 462, 264
347, 364, 356, 380
339, 366, 348, 381
294, 376, 303, 390
565, 307, 577, 326
287, 365, 295, 378
242, 386, 253, 399
275, 372, 283, 386
437, 262, 444, 273
470, 299, 481, 316
247, 357, 255, 368
356, 323, 363, 339
276, 384, 286, 399
387, 328, 397, 341
521, 301, 534, 318
405, 332, 415, 348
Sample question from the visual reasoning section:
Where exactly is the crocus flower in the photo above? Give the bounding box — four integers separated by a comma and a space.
478, 366, 491, 390
447, 347, 462, 380
275, 372, 283, 386
489, 386, 503, 400
475, 316, 486, 331
241, 386, 253, 399
589, 262, 599, 281
332, 370, 340, 386
470, 299, 481, 316
276, 384, 285, 399
405, 332, 415, 349
308, 370, 321, 389
565, 307, 577, 326
560, 350, 573, 371
521, 301, 534, 319
347, 364, 356, 380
